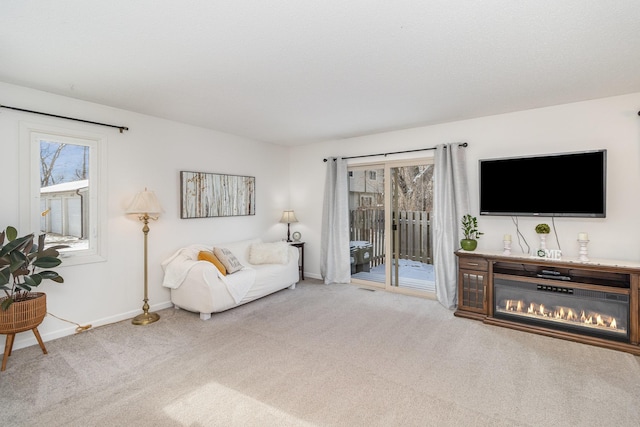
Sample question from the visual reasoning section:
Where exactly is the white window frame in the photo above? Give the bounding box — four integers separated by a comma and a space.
19, 121, 107, 266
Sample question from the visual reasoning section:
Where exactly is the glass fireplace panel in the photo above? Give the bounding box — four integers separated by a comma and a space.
494, 278, 629, 342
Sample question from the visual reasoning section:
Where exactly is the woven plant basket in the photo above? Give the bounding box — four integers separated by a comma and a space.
0, 292, 47, 334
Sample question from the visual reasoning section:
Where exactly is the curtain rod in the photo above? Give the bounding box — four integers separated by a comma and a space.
0, 104, 129, 133
322, 142, 467, 162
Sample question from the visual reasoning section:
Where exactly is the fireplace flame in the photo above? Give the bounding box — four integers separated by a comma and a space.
505, 299, 524, 312
500, 300, 622, 332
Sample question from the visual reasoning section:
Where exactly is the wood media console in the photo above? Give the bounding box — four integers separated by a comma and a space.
455, 250, 640, 355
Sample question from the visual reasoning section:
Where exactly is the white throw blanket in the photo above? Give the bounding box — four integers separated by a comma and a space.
161, 246, 206, 289
214, 267, 256, 304
161, 245, 256, 304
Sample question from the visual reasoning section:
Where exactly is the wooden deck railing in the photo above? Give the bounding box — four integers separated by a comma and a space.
349, 209, 432, 267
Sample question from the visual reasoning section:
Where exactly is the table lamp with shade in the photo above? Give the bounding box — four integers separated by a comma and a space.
280, 210, 298, 242
126, 188, 163, 325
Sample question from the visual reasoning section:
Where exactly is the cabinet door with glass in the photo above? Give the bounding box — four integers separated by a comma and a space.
456, 253, 489, 318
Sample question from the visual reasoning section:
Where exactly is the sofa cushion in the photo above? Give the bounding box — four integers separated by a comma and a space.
213, 247, 244, 274
198, 250, 227, 276
249, 241, 290, 265
217, 238, 261, 265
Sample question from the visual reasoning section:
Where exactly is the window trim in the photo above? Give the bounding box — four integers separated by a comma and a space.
19, 121, 108, 266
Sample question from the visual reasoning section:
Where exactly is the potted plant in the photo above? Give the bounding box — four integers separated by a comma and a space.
535, 223, 550, 250
535, 223, 550, 234
460, 214, 483, 251
0, 226, 66, 370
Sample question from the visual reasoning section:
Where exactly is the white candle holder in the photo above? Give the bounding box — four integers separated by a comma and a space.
578, 239, 589, 262
539, 234, 547, 250
503, 240, 512, 256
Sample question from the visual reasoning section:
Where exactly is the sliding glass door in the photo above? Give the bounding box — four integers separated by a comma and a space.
389, 163, 435, 293
349, 159, 435, 296
348, 166, 385, 285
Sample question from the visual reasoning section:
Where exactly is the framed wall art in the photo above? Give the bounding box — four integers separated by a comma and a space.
180, 171, 255, 218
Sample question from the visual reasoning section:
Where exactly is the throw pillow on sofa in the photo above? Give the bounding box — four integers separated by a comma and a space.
213, 247, 244, 274
197, 250, 227, 276
249, 241, 289, 265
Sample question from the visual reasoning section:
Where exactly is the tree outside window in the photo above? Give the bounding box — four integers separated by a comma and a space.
20, 122, 107, 265
39, 140, 91, 251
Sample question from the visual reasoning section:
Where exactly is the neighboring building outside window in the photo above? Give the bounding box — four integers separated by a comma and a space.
20, 122, 107, 265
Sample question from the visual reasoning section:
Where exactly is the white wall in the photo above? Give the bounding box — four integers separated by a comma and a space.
0, 82, 292, 351
4, 82, 639, 352
290, 92, 640, 279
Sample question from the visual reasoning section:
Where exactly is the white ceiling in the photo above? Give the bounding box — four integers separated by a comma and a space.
2, 1, 640, 146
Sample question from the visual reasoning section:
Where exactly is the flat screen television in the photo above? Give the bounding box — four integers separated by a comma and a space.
479, 150, 606, 217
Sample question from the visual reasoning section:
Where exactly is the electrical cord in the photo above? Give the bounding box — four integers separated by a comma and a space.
511, 216, 530, 254
47, 312, 92, 333
512, 216, 562, 255
551, 217, 561, 252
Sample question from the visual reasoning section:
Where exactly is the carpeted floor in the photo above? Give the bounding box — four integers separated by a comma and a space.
2, 279, 640, 426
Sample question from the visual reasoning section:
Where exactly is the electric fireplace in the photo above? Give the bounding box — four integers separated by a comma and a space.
494, 278, 629, 342
455, 251, 640, 355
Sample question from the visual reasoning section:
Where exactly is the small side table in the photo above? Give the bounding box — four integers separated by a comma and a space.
289, 241, 305, 281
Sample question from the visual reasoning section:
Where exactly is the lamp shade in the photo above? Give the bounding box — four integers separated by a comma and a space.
280, 210, 298, 224
126, 189, 163, 216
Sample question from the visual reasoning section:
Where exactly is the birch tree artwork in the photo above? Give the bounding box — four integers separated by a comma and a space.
180, 171, 255, 218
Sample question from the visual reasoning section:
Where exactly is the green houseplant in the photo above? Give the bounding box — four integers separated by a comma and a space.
0, 226, 66, 310
535, 223, 551, 251
0, 226, 67, 371
535, 223, 550, 234
460, 214, 483, 251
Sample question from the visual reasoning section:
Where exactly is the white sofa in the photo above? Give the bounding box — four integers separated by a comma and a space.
161, 238, 299, 320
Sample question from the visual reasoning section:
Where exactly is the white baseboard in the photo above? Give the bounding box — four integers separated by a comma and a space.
1, 300, 174, 353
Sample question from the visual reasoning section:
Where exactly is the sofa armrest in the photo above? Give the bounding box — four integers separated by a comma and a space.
170, 261, 237, 314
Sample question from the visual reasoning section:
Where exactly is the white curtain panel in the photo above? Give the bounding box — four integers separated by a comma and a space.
433, 144, 470, 309
320, 157, 351, 284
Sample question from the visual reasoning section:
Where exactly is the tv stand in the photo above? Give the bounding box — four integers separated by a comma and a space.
455, 250, 640, 355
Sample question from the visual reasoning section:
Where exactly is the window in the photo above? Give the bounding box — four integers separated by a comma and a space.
20, 122, 107, 265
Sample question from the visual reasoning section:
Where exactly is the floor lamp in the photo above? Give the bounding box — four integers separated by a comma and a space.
126, 188, 163, 325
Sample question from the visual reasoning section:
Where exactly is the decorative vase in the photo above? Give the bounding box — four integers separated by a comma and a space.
460, 239, 477, 251
0, 292, 48, 372
538, 233, 547, 250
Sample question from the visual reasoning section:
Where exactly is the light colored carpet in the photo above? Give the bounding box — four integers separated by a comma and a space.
2, 279, 639, 426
